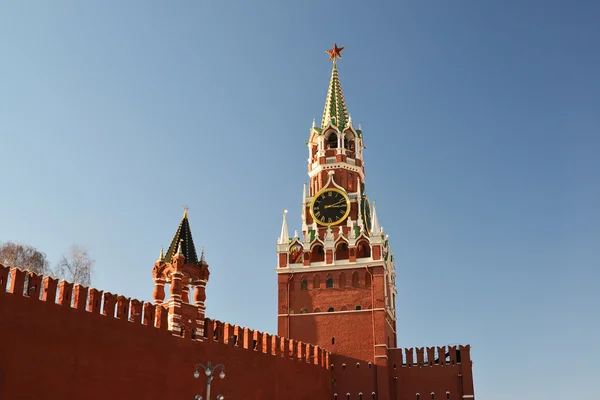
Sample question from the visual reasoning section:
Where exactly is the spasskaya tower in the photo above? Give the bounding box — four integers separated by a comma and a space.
276, 44, 397, 366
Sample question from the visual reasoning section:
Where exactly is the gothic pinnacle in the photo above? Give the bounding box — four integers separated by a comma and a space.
278, 210, 289, 245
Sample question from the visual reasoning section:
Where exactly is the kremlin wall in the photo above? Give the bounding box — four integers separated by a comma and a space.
0, 45, 475, 399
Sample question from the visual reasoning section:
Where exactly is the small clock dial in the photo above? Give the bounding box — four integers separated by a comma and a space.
310, 188, 350, 226
363, 196, 372, 235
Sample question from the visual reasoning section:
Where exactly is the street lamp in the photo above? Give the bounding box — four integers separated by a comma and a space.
193, 361, 225, 400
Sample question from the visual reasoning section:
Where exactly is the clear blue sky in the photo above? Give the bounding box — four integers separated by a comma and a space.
1, 1, 599, 398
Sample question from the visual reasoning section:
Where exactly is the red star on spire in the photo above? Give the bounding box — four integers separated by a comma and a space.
326, 43, 344, 62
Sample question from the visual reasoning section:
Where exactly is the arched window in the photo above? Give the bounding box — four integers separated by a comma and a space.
356, 241, 371, 258
359, 394, 363, 400
332, 337, 335, 345
311, 244, 325, 262
339, 272, 346, 288
314, 307, 321, 312
289, 244, 303, 264
335, 241, 349, 260
328, 133, 338, 149
446, 393, 450, 400
300, 278, 308, 290
356, 305, 361, 310
365, 271, 371, 287
346, 394, 350, 400
326, 274, 334, 288
352, 271, 359, 287
313, 274, 321, 289
416, 394, 420, 400
334, 395, 338, 400
372, 393, 376, 400
431, 393, 435, 400
300, 308, 307, 314
328, 307, 334, 312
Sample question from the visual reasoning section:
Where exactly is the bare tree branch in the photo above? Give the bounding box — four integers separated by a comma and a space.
53, 244, 94, 287
0, 242, 50, 275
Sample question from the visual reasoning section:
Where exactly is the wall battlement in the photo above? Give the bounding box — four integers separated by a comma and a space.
0, 265, 330, 371
388, 345, 471, 368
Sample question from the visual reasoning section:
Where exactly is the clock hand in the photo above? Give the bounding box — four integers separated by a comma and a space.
324, 204, 347, 209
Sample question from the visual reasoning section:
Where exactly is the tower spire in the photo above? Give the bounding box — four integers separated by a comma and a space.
322, 43, 349, 130
278, 210, 289, 245
164, 209, 200, 265
371, 201, 381, 236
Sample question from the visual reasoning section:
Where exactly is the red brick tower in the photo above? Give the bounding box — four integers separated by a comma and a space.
277, 44, 397, 366
152, 208, 210, 338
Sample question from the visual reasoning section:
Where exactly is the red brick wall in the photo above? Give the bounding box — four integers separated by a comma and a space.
0, 267, 331, 400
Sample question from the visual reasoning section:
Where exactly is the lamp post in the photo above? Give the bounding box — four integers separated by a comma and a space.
193, 361, 225, 400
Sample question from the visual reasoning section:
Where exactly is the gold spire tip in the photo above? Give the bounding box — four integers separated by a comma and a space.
183, 205, 189, 217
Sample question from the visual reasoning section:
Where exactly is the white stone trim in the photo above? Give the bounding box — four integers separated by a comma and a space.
278, 308, 385, 317
276, 259, 384, 274
462, 396, 474, 399
309, 162, 364, 180
375, 355, 388, 358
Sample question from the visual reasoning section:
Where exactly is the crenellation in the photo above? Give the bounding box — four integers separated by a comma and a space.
9, 268, 26, 296
416, 347, 425, 366
437, 346, 446, 365
405, 348, 414, 366
143, 302, 155, 326
242, 327, 251, 349
42, 276, 58, 302
116, 295, 130, 320
102, 292, 117, 318
233, 325, 242, 347
271, 334, 280, 356
223, 323, 233, 346
262, 332, 271, 354
26, 272, 43, 299
58, 281, 74, 307
73, 285, 88, 310
449, 346, 457, 364
289, 338, 296, 359
426, 347, 435, 366
130, 299, 142, 323
0, 264, 9, 293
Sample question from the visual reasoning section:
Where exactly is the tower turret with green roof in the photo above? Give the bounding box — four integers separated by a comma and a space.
151, 207, 209, 338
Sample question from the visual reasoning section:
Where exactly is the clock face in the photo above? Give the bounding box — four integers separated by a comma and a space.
363, 196, 372, 235
310, 188, 351, 226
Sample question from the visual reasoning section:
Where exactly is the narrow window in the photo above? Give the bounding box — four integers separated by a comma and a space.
352, 271, 359, 287
446, 393, 450, 400
300, 279, 308, 290
359, 394, 363, 400
339, 272, 346, 287
347, 394, 350, 400
416, 395, 420, 400
431, 393, 435, 400
326, 276, 334, 288
355, 305, 361, 310
328, 307, 334, 312
332, 337, 335, 345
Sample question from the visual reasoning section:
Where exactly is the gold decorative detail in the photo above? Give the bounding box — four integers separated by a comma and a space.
183, 205, 189, 218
